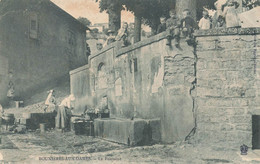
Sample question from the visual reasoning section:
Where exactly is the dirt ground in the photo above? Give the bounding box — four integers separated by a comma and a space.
1, 129, 259, 164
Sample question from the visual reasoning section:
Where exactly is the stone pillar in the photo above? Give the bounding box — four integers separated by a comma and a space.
175, 0, 197, 19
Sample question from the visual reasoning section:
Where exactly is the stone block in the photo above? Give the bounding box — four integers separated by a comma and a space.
197, 60, 207, 70
232, 108, 246, 115
220, 124, 234, 131
208, 79, 224, 89
231, 98, 249, 107
230, 115, 251, 124
196, 78, 208, 87
224, 86, 245, 98
196, 41, 216, 51
149, 118, 161, 143
235, 124, 251, 131
207, 61, 223, 69
245, 88, 256, 97
210, 116, 230, 123
197, 51, 216, 60
94, 118, 154, 146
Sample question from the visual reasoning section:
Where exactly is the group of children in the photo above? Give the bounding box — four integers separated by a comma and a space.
157, 9, 199, 47
103, 22, 130, 48
158, 0, 241, 47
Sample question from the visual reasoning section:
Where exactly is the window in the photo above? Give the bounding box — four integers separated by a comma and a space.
29, 13, 38, 39
130, 58, 138, 73
30, 20, 37, 31
253, 115, 260, 149
68, 30, 75, 45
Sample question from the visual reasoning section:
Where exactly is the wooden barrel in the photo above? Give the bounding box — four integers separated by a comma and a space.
2, 113, 14, 124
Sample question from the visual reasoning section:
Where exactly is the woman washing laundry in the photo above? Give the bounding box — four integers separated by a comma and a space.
56, 94, 75, 132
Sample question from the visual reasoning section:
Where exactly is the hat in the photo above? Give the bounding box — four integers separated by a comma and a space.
69, 94, 75, 101
107, 30, 114, 34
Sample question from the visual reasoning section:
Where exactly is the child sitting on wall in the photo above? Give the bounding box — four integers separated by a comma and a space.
180, 9, 199, 45
199, 10, 212, 30
166, 9, 181, 47
157, 16, 167, 34
115, 22, 130, 47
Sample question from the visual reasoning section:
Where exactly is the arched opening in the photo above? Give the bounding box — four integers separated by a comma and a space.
97, 63, 108, 89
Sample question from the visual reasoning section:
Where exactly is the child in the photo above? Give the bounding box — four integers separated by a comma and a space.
180, 9, 199, 43
115, 22, 129, 47
157, 17, 167, 34
216, 15, 226, 28
166, 9, 181, 47
103, 30, 115, 47
44, 89, 57, 113
199, 10, 212, 30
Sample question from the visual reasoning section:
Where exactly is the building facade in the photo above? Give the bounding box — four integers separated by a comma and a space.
0, 0, 88, 105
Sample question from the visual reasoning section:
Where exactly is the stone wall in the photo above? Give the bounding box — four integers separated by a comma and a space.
70, 32, 196, 143
71, 27, 260, 146
194, 28, 260, 149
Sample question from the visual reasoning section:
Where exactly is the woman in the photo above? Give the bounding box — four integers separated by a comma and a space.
223, 0, 241, 28
56, 94, 75, 132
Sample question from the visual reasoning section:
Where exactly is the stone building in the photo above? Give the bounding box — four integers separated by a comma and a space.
0, 0, 88, 105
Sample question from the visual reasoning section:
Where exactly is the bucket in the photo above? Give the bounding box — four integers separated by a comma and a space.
22, 113, 31, 119
2, 113, 15, 124
40, 123, 46, 133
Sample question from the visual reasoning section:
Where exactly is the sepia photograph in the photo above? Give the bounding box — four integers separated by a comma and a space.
0, 0, 260, 163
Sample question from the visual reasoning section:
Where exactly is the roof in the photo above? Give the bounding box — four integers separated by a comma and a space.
46, 0, 90, 31
0, 0, 89, 31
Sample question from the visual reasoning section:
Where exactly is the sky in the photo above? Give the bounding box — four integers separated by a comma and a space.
51, 0, 134, 25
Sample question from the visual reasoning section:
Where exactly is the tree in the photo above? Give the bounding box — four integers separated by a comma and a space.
77, 17, 92, 26
96, 0, 124, 32
96, 0, 175, 37
123, 0, 175, 35
243, 0, 260, 9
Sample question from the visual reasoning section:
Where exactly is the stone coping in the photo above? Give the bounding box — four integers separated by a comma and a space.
70, 31, 169, 75
194, 27, 260, 37
70, 64, 90, 75
116, 31, 169, 57
89, 43, 116, 60
70, 27, 260, 75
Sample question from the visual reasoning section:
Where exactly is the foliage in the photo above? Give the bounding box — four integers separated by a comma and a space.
92, 28, 99, 33
95, 0, 259, 32
77, 17, 92, 26
96, 0, 174, 31
243, 0, 260, 9
95, 0, 124, 13
123, 0, 175, 32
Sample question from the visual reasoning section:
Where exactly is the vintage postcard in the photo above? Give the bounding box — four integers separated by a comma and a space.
0, 0, 260, 163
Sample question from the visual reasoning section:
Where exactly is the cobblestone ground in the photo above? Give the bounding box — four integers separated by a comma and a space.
1, 130, 260, 163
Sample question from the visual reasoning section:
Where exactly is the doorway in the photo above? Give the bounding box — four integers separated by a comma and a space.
252, 115, 260, 149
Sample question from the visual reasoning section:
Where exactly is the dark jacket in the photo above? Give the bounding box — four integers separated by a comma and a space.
157, 23, 166, 34
180, 16, 199, 30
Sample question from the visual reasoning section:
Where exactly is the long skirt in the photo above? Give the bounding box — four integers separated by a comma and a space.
56, 105, 68, 129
